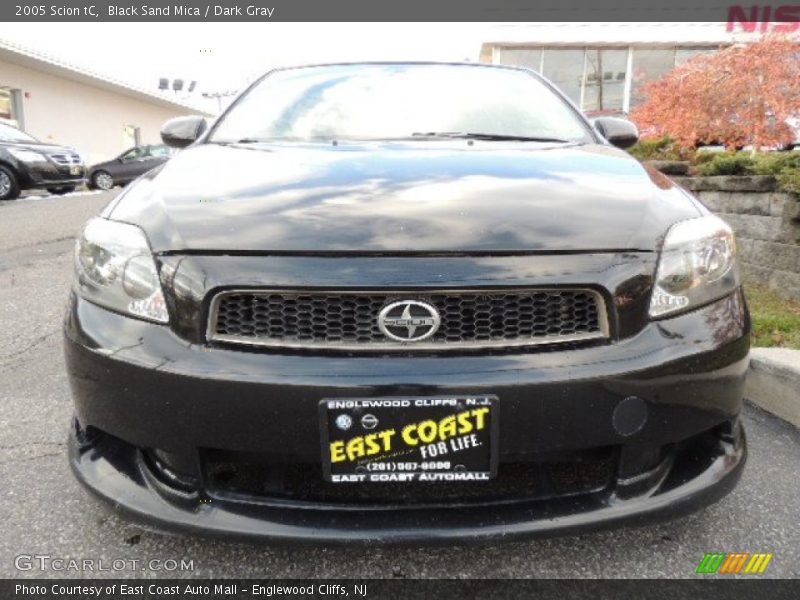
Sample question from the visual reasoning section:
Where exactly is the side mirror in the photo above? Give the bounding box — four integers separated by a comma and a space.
161, 115, 208, 148
592, 117, 639, 149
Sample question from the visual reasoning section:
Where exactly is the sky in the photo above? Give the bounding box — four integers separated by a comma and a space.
1, 23, 506, 97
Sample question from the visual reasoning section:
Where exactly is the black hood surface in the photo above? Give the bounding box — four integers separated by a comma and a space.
107, 141, 703, 254
1, 140, 74, 154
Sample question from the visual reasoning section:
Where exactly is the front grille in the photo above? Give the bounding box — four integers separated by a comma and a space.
47, 152, 82, 165
208, 289, 607, 351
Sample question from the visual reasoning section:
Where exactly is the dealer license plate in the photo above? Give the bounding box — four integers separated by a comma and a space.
320, 396, 498, 483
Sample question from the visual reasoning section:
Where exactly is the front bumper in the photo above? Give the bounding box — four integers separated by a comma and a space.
69, 420, 745, 544
65, 290, 750, 542
15, 160, 86, 188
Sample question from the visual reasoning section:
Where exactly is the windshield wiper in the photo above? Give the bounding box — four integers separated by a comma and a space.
411, 132, 571, 143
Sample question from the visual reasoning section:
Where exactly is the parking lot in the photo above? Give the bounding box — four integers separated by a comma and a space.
0, 190, 798, 579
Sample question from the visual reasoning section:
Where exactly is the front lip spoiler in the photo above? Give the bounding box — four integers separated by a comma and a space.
68, 424, 746, 545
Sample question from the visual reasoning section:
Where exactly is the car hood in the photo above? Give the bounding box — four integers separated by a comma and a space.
2, 140, 75, 154
107, 141, 702, 253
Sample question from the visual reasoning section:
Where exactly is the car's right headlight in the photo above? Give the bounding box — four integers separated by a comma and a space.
74, 217, 169, 323
649, 215, 740, 318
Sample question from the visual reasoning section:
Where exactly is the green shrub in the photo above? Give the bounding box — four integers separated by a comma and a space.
752, 153, 800, 193
693, 151, 718, 165
638, 132, 800, 193
750, 152, 800, 176
628, 136, 685, 161
690, 150, 800, 193
695, 153, 755, 176
776, 168, 800, 194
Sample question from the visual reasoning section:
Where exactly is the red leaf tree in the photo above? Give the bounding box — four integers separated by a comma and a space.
631, 36, 800, 151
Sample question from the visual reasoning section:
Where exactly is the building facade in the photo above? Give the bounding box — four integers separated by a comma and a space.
0, 39, 211, 165
479, 23, 782, 115
485, 44, 717, 114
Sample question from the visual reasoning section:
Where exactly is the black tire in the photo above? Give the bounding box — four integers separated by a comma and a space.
46, 185, 76, 195
0, 165, 20, 201
91, 171, 114, 191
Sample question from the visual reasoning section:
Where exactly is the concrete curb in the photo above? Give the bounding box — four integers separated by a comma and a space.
746, 348, 800, 428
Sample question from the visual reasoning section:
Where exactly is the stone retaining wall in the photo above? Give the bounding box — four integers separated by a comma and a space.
673, 175, 800, 300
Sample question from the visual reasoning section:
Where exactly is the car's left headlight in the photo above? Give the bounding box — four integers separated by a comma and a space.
8, 148, 46, 163
74, 218, 169, 323
649, 215, 740, 318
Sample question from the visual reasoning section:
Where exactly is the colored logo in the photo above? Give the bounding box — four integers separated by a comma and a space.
696, 552, 773, 574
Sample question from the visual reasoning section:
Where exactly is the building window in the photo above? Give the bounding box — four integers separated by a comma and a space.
122, 124, 141, 148
630, 48, 677, 107
675, 47, 715, 66
493, 44, 724, 113
0, 88, 25, 129
0, 87, 16, 124
582, 48, 628, 113
0, 88, 12, 121
542, 48, 586, 106
497, 48, 543, 71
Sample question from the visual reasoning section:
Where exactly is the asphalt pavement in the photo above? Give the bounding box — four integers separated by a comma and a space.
0, 190, 798, 578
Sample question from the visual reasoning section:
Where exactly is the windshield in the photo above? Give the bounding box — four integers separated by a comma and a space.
210, 64, 593, 143
0, 122, 37, 143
